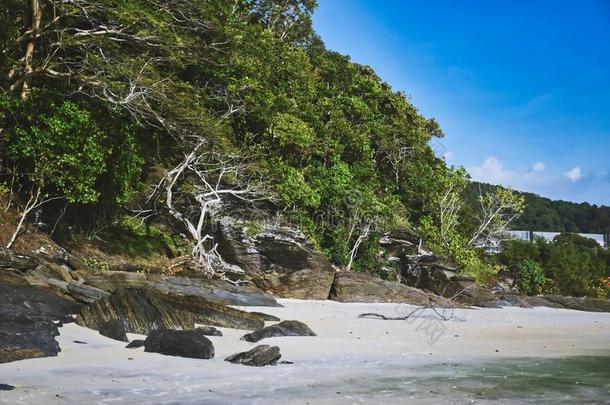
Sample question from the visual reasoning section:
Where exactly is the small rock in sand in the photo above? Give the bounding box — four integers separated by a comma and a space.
241, 320, 316, 343
225, 345, 281, 366
99, 319, 128, 342
125, 339, 145, 349
195, 326, 223, 336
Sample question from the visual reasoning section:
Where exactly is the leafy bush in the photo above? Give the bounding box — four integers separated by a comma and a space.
515, 259, 546, 296
2, 92, 143, 205
497, 233, 608, 297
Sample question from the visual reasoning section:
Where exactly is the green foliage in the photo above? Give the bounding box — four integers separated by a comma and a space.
1, 92, 143, 205
515, 259, 546, 296
467, 182, 610, 233
245, 221, 263, 238
100, 217, 177, 258
498, 234, 609, 298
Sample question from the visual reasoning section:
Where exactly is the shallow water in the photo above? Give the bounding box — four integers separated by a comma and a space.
260, 355, 610, 404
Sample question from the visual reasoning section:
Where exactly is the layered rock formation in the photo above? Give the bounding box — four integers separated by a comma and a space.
215, 217, 336, 299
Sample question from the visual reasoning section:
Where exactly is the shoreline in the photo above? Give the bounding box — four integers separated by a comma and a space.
1, 299, 609, 404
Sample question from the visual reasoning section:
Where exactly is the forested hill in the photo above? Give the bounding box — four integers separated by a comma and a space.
466, 182, 610, 233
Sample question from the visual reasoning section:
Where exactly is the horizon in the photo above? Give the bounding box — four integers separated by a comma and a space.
313, 0, 610, 206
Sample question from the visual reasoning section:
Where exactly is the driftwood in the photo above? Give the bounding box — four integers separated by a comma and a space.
358, 285, 472, 322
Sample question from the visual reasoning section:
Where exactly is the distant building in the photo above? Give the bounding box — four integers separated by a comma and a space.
485, 230, 609, 253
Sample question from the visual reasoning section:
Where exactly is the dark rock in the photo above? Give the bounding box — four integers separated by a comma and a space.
241, 320, 316, 343
76, 287, 264, 334
402, 262, 497, 307
0, 315, 60, 363
0, 248, 39, 270
225, 344, 281, 366
73, 340, 87, 344
0, 384, 15, 391
156, 290, 264, 330
35, 262, 73, 283
144, 329, 215, 359
76, 288, 195, 335
0, 282, 81, 320
196, 326, 223, 336
329, 272, 447, 305
125, 339, 145, 349
66, 282, 110, 304
99, 319, 129, 342
523, 295, 610, 313
216, 217, 336, 299
249, 312, 280, 322
84, 271, 279, 307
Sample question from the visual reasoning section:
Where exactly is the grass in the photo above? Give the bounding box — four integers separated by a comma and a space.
100, 217, 179, 258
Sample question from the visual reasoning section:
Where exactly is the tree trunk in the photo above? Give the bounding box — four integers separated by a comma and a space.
21, 0, 42, 100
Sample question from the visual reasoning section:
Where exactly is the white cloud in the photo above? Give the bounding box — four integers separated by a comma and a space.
443, 151, 454, 162
564, 166, 582, 182
531, 161, 546, 172
468, 156, 515, 184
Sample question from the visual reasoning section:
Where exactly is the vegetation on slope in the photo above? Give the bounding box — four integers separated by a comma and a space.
467, 182, 610, 233
0, 0, 527, 278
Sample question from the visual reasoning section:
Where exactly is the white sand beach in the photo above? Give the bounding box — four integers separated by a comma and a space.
1, 300, 609, 404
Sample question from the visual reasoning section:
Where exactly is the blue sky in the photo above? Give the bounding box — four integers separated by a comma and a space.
313, 0, 610, 205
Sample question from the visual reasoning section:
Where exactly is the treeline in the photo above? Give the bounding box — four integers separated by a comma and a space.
0, 1, 524, 277
497, 234, 610, 298
467, 182, 610, 234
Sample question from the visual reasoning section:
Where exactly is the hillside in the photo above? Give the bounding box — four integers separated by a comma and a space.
466, 182, 610, 234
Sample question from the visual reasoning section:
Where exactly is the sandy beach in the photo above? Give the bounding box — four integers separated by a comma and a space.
1, 300, 610, 404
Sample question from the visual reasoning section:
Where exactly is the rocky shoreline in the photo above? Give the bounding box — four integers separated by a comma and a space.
2, 221, 610, 367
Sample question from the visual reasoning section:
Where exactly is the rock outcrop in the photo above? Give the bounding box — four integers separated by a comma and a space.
329, 271, 447, 305
0, 282, 80, 363
144, 329, 215, 359
76, 288, 195, 334
0, 315, 61, 364
84, 271, 279, 307
241, 320, 316, 343
216, 217, 335, 299
521, 294, 610, 313
225, 345, 281, 366
76, 287, 265, 334
394, 245, 498, 307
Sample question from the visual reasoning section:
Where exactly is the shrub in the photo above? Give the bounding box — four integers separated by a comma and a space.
515, 259, 546, 296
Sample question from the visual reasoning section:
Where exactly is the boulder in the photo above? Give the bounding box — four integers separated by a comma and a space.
99, 319, 128, 342
225, 345, 281, 366
0, 282, 81, 363
144, 329, 215, 359
329, 272, 447, 305
241, 320, 316, 343
0, 315, 61, 363
0, 384, 15, 391
196, 326, 223, 336
125, 339, 145, 349
76, 288, 195, 335
215, 217, 335, 299
0, 282, 81, 321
